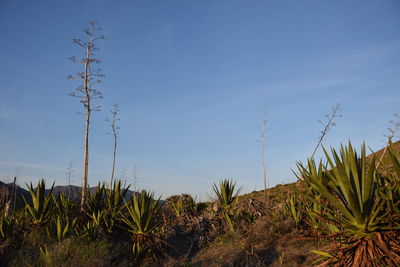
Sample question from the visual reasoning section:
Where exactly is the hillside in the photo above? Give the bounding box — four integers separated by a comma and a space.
1, 141, 400, 266
0, 182, 29, 210
368, 140, 400, 176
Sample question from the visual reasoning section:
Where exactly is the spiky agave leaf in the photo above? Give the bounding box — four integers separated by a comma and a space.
171, 198, 183, 217
211, 179, 243, 231
297, 142, 400, 266
285, 193, 303, 227
297, 143, 390, 237
57, 216, 75, 242
53, 193, 74, 218
85, 182, 106, 214
105, 180, 130, 211
121, 190, 164, 261
22, 179, 54, 225
46, 215, 76, 242
78, 221, 99, 240
212, 179, 242, 208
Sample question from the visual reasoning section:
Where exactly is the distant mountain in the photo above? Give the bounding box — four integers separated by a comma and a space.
0, 182, 141, 210
46, 185, 84, 202
45, 185, 140, 202
0, 181, 30, 209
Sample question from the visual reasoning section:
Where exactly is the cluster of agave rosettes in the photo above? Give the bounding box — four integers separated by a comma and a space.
286, 141, 400, 266
0, 179, 166, 264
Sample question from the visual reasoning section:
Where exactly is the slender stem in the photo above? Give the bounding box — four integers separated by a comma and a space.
311, 104, 341, 159
80, 41, 92, 211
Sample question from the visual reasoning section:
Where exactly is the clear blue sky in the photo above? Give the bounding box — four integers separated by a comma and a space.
0, 0, 399, 200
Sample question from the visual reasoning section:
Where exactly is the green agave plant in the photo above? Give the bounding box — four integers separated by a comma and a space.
47, 216, 76, 242
285, 193, 303, 227
105, 180, 130, 211
85, 183, 106, 214
296, 143, 387, 236
171, 198, 183, 217
53, 193, 74, 218
78, 221, 99, 240
22, 179, 54, 225
212, 180, 242, 208
212, 179, 242, 232
296, 142, 400, 266
104, 180, 129, 234
121, 190, 163, 261
90, 209, 117, 235
84, 181, 129, 236
168, 194, 198, 218
291, 159, 337, 236
39, 246, 54, 267
94, 180, 130, 235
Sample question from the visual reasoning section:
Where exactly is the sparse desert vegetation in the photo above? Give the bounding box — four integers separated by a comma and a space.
1, 2, 400, 266
1, 141, 400, 266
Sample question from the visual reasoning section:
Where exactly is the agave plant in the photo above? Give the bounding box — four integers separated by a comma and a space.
171, 198, 183, 217
212, 180, 242, 207
88, 180, 129, 235
105, 180, 130, 210
121, 190, 163, 261
47, 216, 76, 242
85, 183, 106, 214
212, 179, 242, 231
167, 194, 198, 218
89, 209, 116, 235
296, 142, 400, 266
285, 193, 303, 227
53, 193, 74, 218
78, 221, 99, 240
291, 159, 337, 237
39, 246, 53, 267
22, 179, 54, 225
104, 180, 129, 234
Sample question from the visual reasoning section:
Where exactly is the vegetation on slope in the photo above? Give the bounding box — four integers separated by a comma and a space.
0, 141, 399, 266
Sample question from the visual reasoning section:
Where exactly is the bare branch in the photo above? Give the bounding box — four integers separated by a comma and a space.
311, 103, 342, 158
107, 103, 120, 186
385, 113, 400, 141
